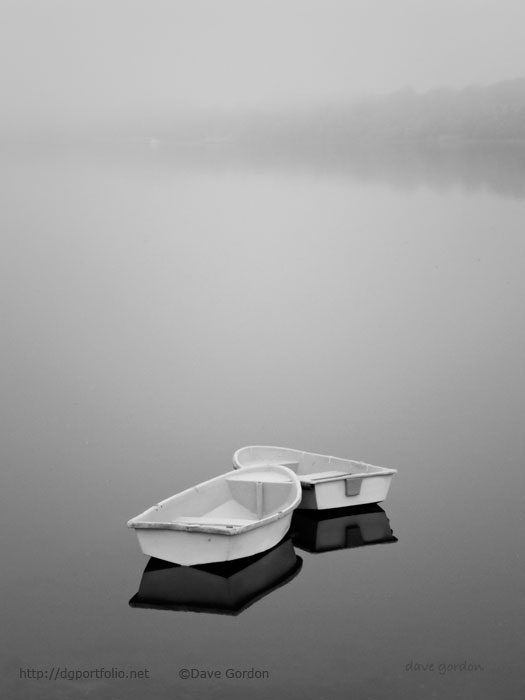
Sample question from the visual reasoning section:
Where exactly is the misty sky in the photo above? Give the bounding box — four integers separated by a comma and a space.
2, 0, 525, 128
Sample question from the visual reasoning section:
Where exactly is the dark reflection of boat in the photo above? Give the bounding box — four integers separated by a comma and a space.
291, 504, 397, 553
129, 537, 302, 615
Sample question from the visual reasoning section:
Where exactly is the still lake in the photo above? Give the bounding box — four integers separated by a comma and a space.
2, 143, 525, 699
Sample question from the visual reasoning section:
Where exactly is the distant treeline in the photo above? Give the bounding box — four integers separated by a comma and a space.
324, 78, 525, 143
176, 78, 525, 145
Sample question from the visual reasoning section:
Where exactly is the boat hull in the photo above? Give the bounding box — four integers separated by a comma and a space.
299, 473, 394, 510
133, 514, 293, 566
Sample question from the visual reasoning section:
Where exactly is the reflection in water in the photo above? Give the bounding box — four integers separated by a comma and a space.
154, 140, 525, 199
291, 505, 397, 554
9, 136, 525, 198
129, 537, 302, 615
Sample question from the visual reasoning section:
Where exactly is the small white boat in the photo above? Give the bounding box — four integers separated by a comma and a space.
232, 446, 397, 510
127, 465, 301, 566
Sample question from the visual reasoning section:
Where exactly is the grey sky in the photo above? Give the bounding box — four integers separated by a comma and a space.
2, 0, 525, 127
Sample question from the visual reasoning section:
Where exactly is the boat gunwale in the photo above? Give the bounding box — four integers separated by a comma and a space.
299, 470, 396, 485
127, 464, 302, 535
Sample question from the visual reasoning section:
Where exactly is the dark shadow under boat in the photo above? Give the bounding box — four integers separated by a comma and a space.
129, 536, 302, 615
291, 504, 398, 554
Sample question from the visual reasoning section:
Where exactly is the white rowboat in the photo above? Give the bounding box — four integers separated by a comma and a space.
232, 446, 397, 510
127, 465, 302, 566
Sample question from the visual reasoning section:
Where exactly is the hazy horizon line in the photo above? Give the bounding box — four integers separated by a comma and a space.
3, 74, 525, 138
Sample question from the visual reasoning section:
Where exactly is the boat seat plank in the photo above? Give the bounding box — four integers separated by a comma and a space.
175, 516, 255, 527
300, 470, 351, 483
226, 473, 293, 483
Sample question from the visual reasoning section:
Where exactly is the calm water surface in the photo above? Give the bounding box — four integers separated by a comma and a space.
2, 146, 525, 699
